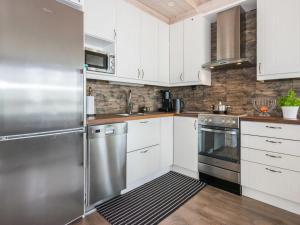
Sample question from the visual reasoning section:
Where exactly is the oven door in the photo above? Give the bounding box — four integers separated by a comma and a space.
85, 49, 108, 72
198, 125, 240, 172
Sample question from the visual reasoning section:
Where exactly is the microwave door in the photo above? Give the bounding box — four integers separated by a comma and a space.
85, 50, 108, 72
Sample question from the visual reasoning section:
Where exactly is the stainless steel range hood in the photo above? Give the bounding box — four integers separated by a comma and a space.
202, 6, 254, 70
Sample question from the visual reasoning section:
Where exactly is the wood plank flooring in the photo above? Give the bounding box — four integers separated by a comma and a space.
72, 186, 300, 225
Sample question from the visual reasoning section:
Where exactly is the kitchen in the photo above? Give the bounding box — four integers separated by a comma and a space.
1, 0, 300, 225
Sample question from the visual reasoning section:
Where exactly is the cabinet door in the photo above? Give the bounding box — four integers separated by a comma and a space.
84, 0, 115, 41
184, 15, 211, 85
127, 118, 160, 152
140, 12, 158, 82
158, 21, 170, 84
258, 0, 300, 79
127, 145, 161, 185
116, 0, 140, 79
173, 117, 198, 172
170, 21, 184, 83
160, 117, 174, 169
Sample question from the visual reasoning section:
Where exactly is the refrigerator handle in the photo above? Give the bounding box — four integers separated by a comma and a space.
1, 128, 86, 142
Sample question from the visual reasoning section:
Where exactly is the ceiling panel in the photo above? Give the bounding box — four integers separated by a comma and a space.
137, 0, 211, 20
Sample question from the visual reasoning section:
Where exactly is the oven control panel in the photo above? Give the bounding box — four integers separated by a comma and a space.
198, 114, 240, 128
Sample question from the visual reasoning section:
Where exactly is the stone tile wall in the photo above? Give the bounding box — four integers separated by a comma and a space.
87, 80, 164, 114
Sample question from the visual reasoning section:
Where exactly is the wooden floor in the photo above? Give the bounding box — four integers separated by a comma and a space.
73, 186, 300, 225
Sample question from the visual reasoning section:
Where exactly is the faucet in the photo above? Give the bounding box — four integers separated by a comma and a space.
127, 90, 133, 115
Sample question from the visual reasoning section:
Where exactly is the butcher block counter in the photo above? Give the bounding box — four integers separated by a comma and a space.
87, 112, 199, 126
241, 115, 300, 125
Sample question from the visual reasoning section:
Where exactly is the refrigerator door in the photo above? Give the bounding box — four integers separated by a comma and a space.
0, 0, 84, 136
0, 131, 84, 225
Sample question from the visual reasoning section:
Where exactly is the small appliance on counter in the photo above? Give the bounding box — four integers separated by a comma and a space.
87, 87, 96, 117
159, 90, 173, 112
174, 98, 185, 113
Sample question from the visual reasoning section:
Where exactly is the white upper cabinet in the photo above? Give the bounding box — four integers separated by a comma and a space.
115, 0, 141, 80
170, 21, 184, 83
184, 15, 211, 85
170, 15, 211, 86
84, 0, 115, 41
140, 12, 158, 82
86, 0, 211, 87
257, 0, 300, 80
158, 21, 170, 84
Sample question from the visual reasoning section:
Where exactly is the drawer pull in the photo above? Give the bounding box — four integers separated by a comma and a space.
265, 153, 282, 159
265, 168, 282, 173
140, 121, 149, 124
265, 125, 282, 129
265, 140, 282, 144
140, 149, 149, 154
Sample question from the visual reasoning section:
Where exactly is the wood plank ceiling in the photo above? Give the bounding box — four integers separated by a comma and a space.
136, 0, 212, 23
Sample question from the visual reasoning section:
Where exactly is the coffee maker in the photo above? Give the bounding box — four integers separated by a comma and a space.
159, 90, 173, 112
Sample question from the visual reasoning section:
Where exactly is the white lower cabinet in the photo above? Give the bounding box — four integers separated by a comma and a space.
241, 121, 300, 214
127, 145, 161, 185
160, 117, 174, 169
242, 161, 300, 204
127, 118, 160, 152
173, 117, 198, 176
125, 117, 172, 188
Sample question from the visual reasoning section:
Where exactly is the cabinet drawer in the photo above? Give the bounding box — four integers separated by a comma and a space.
241, 134, 300, 157
127, 118, 160, 152
241, 160, 300, 204
241, 121, 300, 140
242, 148, 300, 172
126, 145, 161, 185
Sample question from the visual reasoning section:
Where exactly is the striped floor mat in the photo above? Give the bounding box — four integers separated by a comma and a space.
97, 171, 206, 225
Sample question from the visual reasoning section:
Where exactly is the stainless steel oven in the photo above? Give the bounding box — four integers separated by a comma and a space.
85, 47, 115, 74
198, 114, 241, 185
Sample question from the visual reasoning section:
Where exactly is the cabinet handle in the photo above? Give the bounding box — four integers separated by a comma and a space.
140, 121, 149, 124
142, 69, 144, 79
265, 125, 282, 129
258, 63, 262, 74
265, 140, 282, 144
197, 71, 200, 80
180, 73, 184, 81
114, 29, 117, 40
265, 168, 282, 173
138, 69, 140, 79
194, 120, 197, 130
140, 149, 149, 154
265, 154, 282, 159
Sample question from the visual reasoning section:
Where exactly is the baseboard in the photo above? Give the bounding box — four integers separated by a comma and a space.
242, 187, 300, 215
122, 167, 172, 194
171, 165, 199, 180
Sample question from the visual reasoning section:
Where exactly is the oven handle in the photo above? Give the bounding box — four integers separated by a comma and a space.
200, 127, 238, 135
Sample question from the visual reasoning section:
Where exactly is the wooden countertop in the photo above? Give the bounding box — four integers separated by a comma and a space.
87, 112, 198, 125
241, 115, 300, 125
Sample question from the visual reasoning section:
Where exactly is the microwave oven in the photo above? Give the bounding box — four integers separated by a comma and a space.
85, 48, 115, 74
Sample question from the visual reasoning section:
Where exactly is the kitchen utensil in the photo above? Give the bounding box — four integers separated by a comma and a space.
211, 102, 231, 114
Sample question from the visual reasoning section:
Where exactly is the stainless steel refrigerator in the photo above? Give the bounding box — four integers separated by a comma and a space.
0, 0, 85, 224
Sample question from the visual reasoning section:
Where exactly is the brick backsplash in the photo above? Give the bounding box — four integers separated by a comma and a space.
87, 80, 164, 114
88, 9, 300, 116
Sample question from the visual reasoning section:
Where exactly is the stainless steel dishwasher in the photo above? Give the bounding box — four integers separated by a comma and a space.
87, 123, 127, 208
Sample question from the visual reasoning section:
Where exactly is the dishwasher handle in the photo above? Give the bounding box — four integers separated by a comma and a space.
88, 123, 127, 138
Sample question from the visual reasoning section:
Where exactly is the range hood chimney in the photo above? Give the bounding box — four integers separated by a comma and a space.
202, 6, 254, 70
